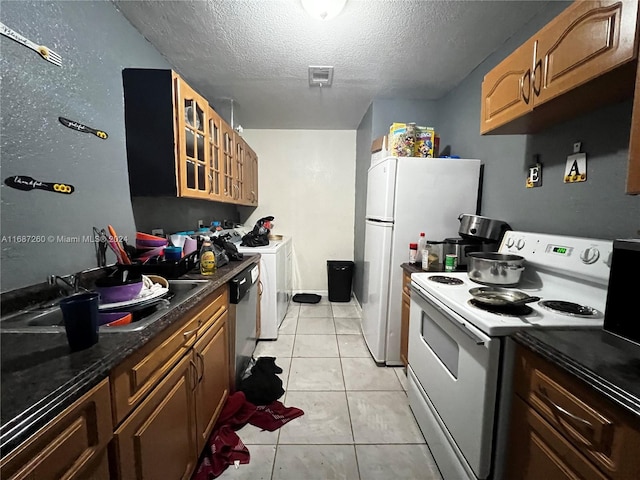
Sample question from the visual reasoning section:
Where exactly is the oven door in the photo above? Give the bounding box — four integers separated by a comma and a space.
408, 282, 500, 479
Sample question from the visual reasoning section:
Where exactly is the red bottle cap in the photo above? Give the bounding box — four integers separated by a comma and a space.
410, 243, 418, 249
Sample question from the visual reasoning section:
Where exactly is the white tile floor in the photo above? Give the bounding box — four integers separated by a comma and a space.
221, 298, 442, 480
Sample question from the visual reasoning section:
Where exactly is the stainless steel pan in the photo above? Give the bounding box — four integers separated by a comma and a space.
468, 287, 540, 307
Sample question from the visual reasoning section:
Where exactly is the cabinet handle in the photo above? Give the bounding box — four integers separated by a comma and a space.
197, 352, 205, 383
183, 327, 198, 343
537, 385, 596, 447
521, 69, 531, 104
189, 359, 198, 391
532, 59, 542, 97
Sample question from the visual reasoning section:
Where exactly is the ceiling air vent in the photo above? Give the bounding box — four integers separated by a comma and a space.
308, 66, 334, 87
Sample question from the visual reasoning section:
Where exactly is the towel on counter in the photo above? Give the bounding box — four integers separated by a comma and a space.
192, 391, 304, 479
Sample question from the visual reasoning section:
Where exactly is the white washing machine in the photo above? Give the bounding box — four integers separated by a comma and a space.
221, 230, 292, 339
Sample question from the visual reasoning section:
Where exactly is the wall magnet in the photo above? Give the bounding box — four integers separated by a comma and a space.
59, 117, 108, 139
526, 156, 542, 188
4, 175, 75, 194
564, 153, 587, 183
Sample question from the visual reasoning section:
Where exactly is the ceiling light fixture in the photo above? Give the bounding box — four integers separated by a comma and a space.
300, 0, 347, 21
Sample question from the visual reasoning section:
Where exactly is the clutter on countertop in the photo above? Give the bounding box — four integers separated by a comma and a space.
240, 216, 274, 247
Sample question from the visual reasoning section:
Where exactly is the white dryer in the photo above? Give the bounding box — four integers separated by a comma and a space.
222, 230, 292, 339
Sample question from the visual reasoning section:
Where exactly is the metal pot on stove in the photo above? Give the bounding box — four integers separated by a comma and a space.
467, 252, 525, 286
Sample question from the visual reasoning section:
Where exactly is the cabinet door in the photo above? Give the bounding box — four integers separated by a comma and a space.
194, 311, 230, 453
246, 144, 259, 205
534, 0, 639, 106
174, 75, 210, 200
480, 40, 535, 134
207, 107, 224, 201
220, 119, 235, 202
234, 133, 247, 204
0, 379, 112, 480
400, 291, 410, 368
506, 396, 608, 480
114, 354, 198, 480
627, 57, 640, 194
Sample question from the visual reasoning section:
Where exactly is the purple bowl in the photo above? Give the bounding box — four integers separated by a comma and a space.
96, 281, 143, 304
136, 239, 168, 249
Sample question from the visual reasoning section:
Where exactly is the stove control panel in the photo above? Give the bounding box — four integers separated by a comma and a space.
499, 231, 613, 284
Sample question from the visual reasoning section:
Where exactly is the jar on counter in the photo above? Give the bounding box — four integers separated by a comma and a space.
425, 240, 443, 271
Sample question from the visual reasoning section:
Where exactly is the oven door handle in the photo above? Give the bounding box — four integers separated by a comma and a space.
412, 285, 486, 346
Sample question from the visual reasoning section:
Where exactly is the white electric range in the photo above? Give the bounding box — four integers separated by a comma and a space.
407, 231, 613, 480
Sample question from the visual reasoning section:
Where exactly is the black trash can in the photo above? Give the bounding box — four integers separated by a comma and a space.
327, 260, 355, 302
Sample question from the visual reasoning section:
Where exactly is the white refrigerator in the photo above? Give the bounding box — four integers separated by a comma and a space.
361, 155, 482, 365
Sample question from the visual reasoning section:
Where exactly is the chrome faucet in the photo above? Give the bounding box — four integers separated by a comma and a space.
47, 273, 90, 295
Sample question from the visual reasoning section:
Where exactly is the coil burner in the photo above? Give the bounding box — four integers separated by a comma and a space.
468, 299, 533, 317
539, 300, 600, 317
427, 275, 464, 286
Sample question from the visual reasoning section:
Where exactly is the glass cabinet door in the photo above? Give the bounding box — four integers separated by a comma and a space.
220, 119, 234, 201
208, 107, 222, 200
174, 76, 209, 199
234, 135, 245, 203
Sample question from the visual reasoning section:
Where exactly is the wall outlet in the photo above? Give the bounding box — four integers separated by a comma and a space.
197, 219, 204, 228
151, 228, 164, 236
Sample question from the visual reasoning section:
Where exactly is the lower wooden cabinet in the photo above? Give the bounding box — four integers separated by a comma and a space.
0, 379, 113, 480
194, 309, 229, 453
400, 270, 411, 367
506, 344, 640, 480
113, 353, 198, 480
111, 285, 230, 479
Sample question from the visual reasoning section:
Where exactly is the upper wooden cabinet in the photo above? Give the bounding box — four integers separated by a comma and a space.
175, 75, 210, 200
234, 134, 259, 206
481, 0, 640, 135
122, 68, 260, 205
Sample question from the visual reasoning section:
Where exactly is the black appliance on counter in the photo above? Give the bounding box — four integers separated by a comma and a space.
603, 239, 640, 346
444, 214, 512, 270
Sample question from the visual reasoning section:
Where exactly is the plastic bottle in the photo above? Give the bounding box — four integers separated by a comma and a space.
416, 232, 427, 262
199, 240, 216, 275
409, 243, 418, 264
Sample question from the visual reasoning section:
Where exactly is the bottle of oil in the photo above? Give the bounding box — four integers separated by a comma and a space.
199, 240, 216, 275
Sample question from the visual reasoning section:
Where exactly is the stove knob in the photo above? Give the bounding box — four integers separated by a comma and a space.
516, 239, 525, 250
505, 237, 515, 248
580, 247, 600, 264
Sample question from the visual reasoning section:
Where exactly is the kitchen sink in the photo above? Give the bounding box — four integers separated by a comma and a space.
0, 280, 211, 333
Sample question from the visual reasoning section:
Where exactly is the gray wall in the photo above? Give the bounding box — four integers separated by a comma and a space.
353, 104, 373, 304
0, 1, 238, 292
353, 0, 639, 300
132, 197, 240, 234
437, 2, 640, 239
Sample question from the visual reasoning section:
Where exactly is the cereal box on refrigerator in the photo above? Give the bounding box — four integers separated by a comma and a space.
415, 126, 436, 157
388, 122, 415, 157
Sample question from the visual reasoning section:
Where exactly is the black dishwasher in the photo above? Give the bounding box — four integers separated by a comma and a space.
229, 264, 259, 389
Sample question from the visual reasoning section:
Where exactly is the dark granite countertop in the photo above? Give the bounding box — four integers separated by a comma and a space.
401, 262, 445, 274
513, 330, 640, 419
0, 255, 259, 456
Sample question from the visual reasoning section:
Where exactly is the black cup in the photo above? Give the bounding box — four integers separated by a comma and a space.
59, 293, 100, 351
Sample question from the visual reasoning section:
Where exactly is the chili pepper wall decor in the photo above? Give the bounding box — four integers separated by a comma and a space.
59, 117, 108, 139
4, 176, 75, 194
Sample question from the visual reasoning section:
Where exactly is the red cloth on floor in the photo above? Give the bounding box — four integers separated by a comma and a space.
250, 402, 304, 431
192, 392, 304, 479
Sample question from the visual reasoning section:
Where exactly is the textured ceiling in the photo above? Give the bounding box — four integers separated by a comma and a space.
113, 0, 549, 129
